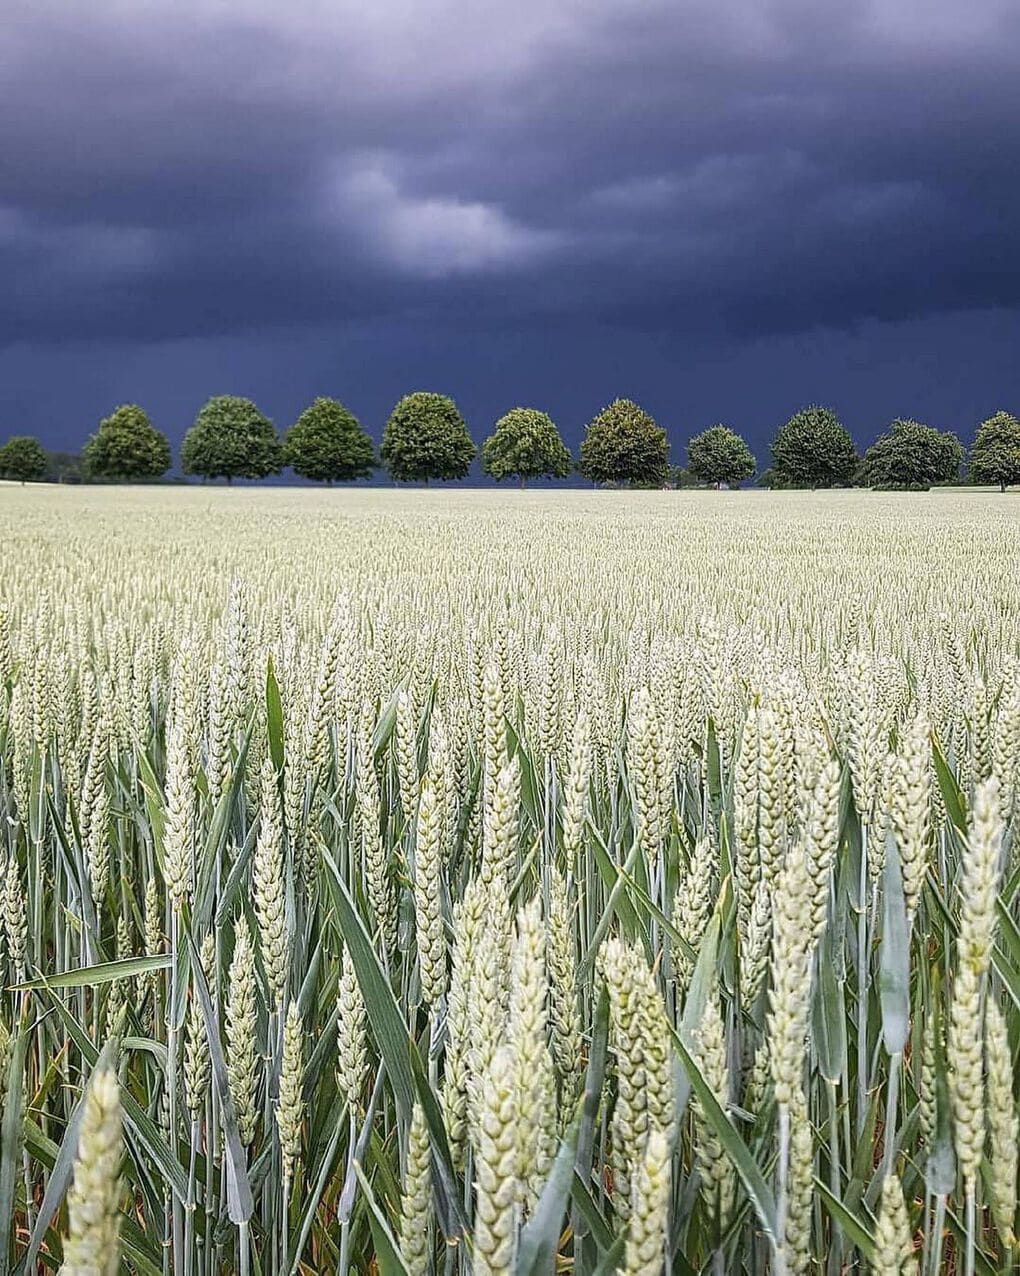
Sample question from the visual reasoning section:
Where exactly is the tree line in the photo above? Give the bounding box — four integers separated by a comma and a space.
2, 393, 1020, 491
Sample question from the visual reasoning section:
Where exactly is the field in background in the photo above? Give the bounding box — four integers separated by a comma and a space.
1, 485, 1018, 1274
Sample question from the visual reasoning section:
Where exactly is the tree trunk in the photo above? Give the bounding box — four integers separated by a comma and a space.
519, 476, 526, 490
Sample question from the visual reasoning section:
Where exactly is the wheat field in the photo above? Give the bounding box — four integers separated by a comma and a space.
0, 484, 1018, 1275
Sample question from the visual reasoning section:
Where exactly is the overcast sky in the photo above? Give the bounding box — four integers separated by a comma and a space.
3, 0, 1019, 465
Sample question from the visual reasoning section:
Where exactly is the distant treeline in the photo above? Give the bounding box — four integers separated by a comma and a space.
2, 395, 1020, 491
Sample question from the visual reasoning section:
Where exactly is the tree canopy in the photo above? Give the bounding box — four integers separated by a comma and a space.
0, 435, 47, 483
481, 408, 572, 486
969, 410, 1020, 491
855, 419, 962, 489
578, 399, 669, 487
83, 404, 171, 481
770, 406, 858, 488
686, 425, 756, 488
380, 392, 475, 483
181, 396, 281, 482
284, 398, 375, 483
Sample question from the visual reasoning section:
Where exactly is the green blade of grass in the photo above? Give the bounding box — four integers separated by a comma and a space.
320, 845, 415, 1120
670, 1028, 778, 1241
11, 953, 171, 991
0, 1020, 29, 1276
353, 1161, 411, 1276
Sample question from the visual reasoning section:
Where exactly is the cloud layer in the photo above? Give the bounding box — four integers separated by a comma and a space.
2, 1, 1019, 450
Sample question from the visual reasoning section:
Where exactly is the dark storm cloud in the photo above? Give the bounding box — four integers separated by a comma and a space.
3, 0, 1020, 349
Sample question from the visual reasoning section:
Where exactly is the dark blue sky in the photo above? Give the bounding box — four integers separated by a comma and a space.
2, 1, 1019, 466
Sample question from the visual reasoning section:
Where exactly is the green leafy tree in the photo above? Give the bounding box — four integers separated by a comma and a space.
181, 395, 281, 483
578, 399, 669, 487
770, 406, 857, 488
686, 425, 756, 488
381, 392, 475, 483
855, 418, 962, 489
0, 435, 47, 484
481, 408, 572, 486
83, 404, 171, 481
284, 398, 375, 483
969, 410, 1020, 492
